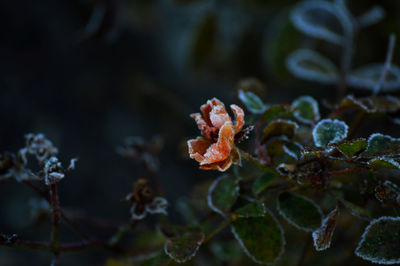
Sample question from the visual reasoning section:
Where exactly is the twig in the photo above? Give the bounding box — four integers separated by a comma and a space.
50, 184, 60, 254
373, 34, 396, 96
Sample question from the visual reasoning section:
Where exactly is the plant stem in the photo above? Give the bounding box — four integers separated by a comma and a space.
50, 184, 60, 254
373, 34, 396, 96
203, 218, 234, 244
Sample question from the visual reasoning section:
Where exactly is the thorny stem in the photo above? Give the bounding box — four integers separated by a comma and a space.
373, 34, 396, 96
50, 184, 60, 255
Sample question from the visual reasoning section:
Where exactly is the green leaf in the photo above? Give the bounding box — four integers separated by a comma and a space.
277, 192, 323, 231
208, 175, 240, 217
286, 49, 339, 84
261, 104, 291, 123
341, 200, 371, 221
363, 133, 400, 157
336, 138, 367, 158
252, 170, 277, 195
292, 96, 320, 125
238, 90, 266, 114
261, 119, 298, 144
368, 157, 400, 169
312, 208, 339, 251
234, 202, 266, 218
231, 211, 285, 264
355, 216, 400, 264
141, 252, 171, 266
164, 227, 205, 263
312, 119, 348, 148
210, 241, 242, 261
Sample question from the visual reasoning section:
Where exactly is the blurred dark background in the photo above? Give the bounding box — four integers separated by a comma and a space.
0, 0, 399, 265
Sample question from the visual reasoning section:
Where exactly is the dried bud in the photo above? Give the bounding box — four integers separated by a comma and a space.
22, 133, 58, 163
44, 156, 78, 185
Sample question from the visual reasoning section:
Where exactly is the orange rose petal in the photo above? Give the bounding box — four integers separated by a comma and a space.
201, 121, 234, 165
230, 104, 245, 134
200, 156, 232, 172
200, 102, 213, 126
187, 137, 211, 163
190, 113, 215, 141
209, 99, 231, 129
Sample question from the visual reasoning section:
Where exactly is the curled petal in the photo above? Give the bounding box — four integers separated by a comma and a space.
230, 104, 245, 134
187, 137, 211, 163
201, 121, 234, 165
200, 102, 213, 126
200, 156, 233, 172
208, 99, 231, 129
190, 113, 216, 141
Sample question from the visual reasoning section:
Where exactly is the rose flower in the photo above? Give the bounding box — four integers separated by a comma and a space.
187, 98, 245, 171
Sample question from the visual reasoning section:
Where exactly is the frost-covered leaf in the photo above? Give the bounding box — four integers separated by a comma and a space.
286, 49, 339, 84
292, 96, 320, 125
336, 138, 367, 158
368, 157, 400, 170
312, 208, 339, 251
375, 181, 400, 204
261, 119, 298, 144
238, 90, 267, 114
348, 64, 400, 92
290, 0, 351, 45
355, 216, 400, 264
277, 192, 323, 231
363, 133, 400, 158
231, 211, 285, 264
234, 202, 266, 218
252, 169, 277, 195
140, 252, 170, 266
261, 104, 291, 123
164, 227, 205, 263
312, 119, 348, 148
208, 175, 240, 217
335, 95, 375, 113
283, 141, 303, 160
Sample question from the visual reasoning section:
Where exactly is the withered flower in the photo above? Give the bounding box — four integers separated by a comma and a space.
187, 98, 245, 172
126, 178, 168, 220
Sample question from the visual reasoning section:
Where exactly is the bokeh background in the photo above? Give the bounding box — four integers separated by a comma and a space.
0, 0, 400, 265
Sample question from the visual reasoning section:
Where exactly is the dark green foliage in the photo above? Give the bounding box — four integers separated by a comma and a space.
261, 119, 298, 143
277, 192, 322, 231
252, 169, 277, 195
231, 213, 284, 264
234, 202, 266, 218
355, 217, 400, 264
208, 175, 240, 217
335, 138, 367, 158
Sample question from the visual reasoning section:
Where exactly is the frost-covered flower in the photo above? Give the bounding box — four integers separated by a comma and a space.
187, 98, 245, 172
127, 179, 168, 220
44, 156, 78, 185
19, 133, 58, 163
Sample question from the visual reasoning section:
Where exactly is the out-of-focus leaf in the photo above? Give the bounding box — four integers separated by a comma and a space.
371, 96, 400, 113
277, 192, 323, 231
292, 96, 320, 125
374, 180, 400, 203
238, 90, 267, 114
335, 138, 367, 158
208, 175, 240, 217
312, 119, 348, 148
261, 119, 298, 144
312, 208, 339, 251
348, 64, 400, 92
140, 252, 170, 266
210, 241, 242, 261
252, 169, 277, 195
286, 49, 339, 84
357, 6, 385, 28
362, 133, 400, 158
290, 0, 351, 45
355, 216, 400, 264
340, 199, 371, 220
261, 104, 292, 123
335, 95, 375, 113
231, 211, 285, 264
234, 202, 266, 218
368, 157, 400, 169
164, 226, 205, 263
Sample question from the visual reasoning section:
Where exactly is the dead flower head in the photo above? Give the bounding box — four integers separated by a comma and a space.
187, 98, 245, 172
